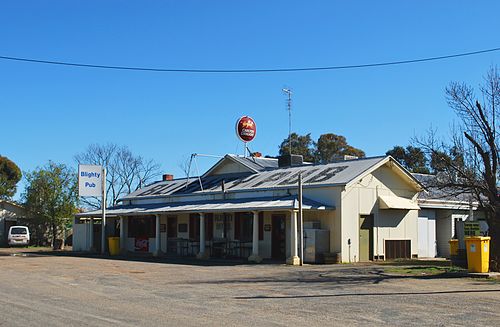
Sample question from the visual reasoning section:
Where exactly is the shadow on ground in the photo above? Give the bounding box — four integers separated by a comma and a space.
235, 288, 500, 300
187, 267, 482, 287
0, 249, 282, 267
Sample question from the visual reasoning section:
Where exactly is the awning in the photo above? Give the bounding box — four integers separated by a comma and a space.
76, 196, 334, 218
378, 195, 420, 210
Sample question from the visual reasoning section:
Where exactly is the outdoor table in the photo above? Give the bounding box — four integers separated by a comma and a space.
211, 239, 229, 257
228, 240, 253, 258
239, 241, 253, 258
167, 238, 189, 256
189, 240, 200, 256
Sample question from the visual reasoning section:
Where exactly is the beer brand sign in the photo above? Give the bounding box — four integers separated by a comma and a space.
135, 238, 149, 252
235, 116, 256, 142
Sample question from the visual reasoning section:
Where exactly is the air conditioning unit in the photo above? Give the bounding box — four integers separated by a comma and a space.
304, 221, 321, 229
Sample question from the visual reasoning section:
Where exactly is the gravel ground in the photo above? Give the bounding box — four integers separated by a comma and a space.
0, 248, 499, 327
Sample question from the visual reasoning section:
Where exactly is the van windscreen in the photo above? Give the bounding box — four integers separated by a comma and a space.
11, 228, 27, 234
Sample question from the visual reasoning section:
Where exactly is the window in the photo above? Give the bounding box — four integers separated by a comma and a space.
10, 227, 27, 235
234, 212, 264, 241
234, 212, 253, 242
189, 213, 213, 241
128, 216, 155, 238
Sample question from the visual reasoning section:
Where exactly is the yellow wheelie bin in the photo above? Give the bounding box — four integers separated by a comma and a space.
465, 236, 490, 273
108, 237, 120, 256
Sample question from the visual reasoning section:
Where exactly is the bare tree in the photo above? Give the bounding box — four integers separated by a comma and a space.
416, 66, 500, 270
75, 143, 161, 208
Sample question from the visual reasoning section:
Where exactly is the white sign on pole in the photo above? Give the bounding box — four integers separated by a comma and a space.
78, 164, 103, 197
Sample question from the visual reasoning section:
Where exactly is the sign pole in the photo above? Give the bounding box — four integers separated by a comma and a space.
298, 173, 304, 266
101, 167, 106, 255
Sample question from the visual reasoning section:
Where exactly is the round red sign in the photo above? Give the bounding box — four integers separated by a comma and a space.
235, 116, 257, 142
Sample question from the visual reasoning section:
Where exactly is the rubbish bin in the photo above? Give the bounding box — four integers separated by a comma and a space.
449, 239, 459, 256
465, 236, 490, 273
108, 237, 120, 256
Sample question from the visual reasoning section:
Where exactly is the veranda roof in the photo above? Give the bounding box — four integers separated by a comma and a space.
76, 196, 334, 218
378, 195, 420, 210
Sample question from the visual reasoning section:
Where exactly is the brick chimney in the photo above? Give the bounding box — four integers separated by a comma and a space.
252, 151, 262, 158
278, 154, 304, 167
162, 174, 174, 181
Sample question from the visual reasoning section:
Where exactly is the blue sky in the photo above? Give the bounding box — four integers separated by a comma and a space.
1, 1, 499, 199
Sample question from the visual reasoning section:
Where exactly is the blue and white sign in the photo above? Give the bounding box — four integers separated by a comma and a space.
78, 164, 103, 197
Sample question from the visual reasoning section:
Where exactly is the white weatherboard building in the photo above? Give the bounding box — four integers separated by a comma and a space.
75, 154, 434, 263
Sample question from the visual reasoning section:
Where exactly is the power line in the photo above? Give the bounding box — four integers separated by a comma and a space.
0, 47, 499, 74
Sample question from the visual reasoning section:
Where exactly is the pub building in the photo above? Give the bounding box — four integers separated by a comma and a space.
74, 153, 426, 264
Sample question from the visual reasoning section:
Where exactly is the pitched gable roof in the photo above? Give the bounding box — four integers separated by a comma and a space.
122, 155, 423, 201
203, 154, 279, 176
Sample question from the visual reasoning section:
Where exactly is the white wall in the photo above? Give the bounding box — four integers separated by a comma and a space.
340, 164, 420, 262
73, 222, 91, 251
259, 212, 273, 259
209, 160, 254, 175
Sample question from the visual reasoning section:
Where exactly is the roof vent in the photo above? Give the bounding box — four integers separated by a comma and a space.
331, 155, 358, 162
278, 154, 304, 167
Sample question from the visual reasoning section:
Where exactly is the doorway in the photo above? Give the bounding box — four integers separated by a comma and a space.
271, 214, 286, 260
167, 216, 177, 254
359, 215, 373, 262
167, 216, 177, 238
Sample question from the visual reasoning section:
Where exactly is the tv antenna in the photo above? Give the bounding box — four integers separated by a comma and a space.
282, 88, 293, 155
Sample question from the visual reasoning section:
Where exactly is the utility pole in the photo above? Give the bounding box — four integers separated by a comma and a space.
282, 88, 293, 155
298, 173, 303, 266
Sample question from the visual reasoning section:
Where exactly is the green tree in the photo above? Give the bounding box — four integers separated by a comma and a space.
278, 133, 315, 162
430, 147, 465, 174
386, 145, 430, 174
315, 133, 365, 163
279, 133, 365, 163
405, 146, 429, 174
0, 155, 22, 199
23, 162, 78, 249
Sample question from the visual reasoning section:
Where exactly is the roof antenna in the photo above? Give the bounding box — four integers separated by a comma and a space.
282, 88, 293, 155
185, 153, 203, 191
184, 153, 223, 190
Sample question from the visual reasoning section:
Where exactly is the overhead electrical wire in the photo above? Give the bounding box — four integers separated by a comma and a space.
0, 47, 499, 74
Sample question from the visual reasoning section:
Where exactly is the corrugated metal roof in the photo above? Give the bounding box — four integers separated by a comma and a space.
124, 156, 387, 200
76, 196, 333, 217
413, 173, 474, 202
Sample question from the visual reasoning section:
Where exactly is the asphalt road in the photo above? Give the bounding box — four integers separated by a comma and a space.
0, 249, 499, 326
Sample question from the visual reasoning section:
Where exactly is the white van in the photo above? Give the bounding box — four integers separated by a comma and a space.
8, 226, 30, 246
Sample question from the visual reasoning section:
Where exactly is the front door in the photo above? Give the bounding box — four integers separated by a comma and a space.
271, 214, 286, 260
167, 216, 177, 238
359, 215, 373, 261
